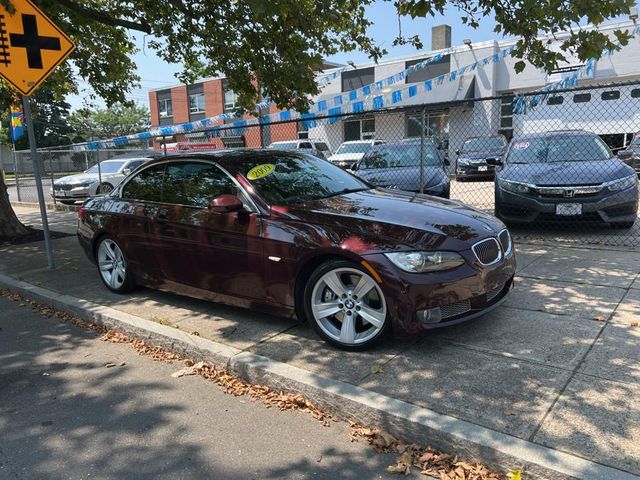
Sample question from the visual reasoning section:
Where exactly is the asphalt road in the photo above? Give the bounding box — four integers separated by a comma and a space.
0, 295, 410, 480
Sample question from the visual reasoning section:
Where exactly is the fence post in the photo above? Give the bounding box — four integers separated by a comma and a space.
83, 150, 89, 170
48, 151, 56, 206
419, 107, 426, 194
12, 149, 21, 202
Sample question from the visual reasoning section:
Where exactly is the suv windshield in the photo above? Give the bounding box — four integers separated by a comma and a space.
86, 161, 126, 174
631, 136, 640, 146
243, 154, 369, 205
506, 134, 612, 164
269, 142, 298, 150
360, 143, 441, 169
336, 143, 372, 155
462, 137, 506, 152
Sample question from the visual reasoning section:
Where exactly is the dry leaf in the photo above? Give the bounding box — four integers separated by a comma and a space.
593, 316, 606, 322
630, 321, 639, 327
506, 470, 521, 480
370, 364, 384, 374
105, 362, 116, 368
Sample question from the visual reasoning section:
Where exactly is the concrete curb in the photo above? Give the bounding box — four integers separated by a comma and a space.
11, 201, 79, 212
0, 272, 637, 480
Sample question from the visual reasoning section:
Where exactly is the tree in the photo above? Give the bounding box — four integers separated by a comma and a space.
69, 104, 151, 142
0, 0, 635, 239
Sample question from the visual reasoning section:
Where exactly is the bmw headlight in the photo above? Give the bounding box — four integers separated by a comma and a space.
384, 251, 465, 273
499, 179, 531, 194
606, 175, 638, 192
457, 158, 470, 166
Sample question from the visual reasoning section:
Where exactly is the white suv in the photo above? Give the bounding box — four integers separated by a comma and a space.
328, 140, 386, 169
268, 140, 331, 160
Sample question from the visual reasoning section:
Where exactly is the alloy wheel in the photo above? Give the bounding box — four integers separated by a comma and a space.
310, 267, 387, 346
97, 238, 127, 290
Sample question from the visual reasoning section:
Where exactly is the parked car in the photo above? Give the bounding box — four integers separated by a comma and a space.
617, 133, 640, 175
455, 135, 507, 181
78, 150, 515, 350
328, 140, 385, 168
51, 158, 149, 204
267, 140, 331, 160
492, 130, 638, 229
352, 140, 450, 198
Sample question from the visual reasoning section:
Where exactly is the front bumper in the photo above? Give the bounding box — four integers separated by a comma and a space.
496, 186, 639, 224
363, 246, 517, 336
456, 163, 495, 179
51, 185, 92, 201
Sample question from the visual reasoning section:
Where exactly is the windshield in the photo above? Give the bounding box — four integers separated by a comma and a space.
360, 143, 441, 169
336, 143, 372, 155
269, 142, 298, 150
462, 137, 507, 152
506, 135, 612, 164
631, 136, 640, 146
243, 154, 369, 206
85, 161, 126, 174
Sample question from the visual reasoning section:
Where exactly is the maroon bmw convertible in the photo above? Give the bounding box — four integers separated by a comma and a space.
78, 150, 516, 349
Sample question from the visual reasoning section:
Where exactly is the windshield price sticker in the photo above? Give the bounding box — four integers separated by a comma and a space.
247, 164, 275, 180
513, 142, 530, 150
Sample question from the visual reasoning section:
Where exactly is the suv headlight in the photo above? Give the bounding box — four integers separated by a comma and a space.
384, 251, 465, 273
606, 175, 637, 192
499, 179, 531, 194
457, 158, 470, 165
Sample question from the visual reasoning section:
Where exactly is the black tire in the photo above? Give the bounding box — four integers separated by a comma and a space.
97, 183, 114, 194
95, 235, 136, 293
611, 221, 635, 229
303, 259, 390, 351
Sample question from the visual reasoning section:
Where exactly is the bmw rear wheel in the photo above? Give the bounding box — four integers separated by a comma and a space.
96, 236, 136, 293
97, 183, 114, 194
305, 260, 389, 350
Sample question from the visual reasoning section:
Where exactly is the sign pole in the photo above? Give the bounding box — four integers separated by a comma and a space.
22, 94, 54, 269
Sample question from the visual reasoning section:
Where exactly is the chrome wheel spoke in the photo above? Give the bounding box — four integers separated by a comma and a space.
115, 266, 126, 280
339, 314, 356, 344
358, 305, 385, 328
99, 261, 114, 272
352, 275, 376, 299
312, 301, 342, 319
323, 271, 346, 297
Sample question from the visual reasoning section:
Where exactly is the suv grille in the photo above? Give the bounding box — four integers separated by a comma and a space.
498, 229, 512, 255
472, 238, 502, 265
441, 299, 472, 320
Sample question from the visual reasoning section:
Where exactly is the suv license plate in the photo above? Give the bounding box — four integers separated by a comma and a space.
556, 203, 582, 216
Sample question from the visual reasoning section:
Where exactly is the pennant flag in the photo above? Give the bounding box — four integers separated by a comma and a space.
391, 90, 402, 103
279, 111, 291, 121
373, 96, 384, 109
362, 85, 371, 95
328, 107, 341, 123
408, 85, 418, 97
425, 80, 432, 91
333, 95, 343, 106
317, 100, 327, 111
10, 107, 24, 142
349, 90, 357, 101
353, 101, 364, 113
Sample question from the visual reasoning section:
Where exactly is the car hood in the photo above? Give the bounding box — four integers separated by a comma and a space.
499, 160, 635, 186
276, 189, 504, 252
54, 173, 101, 186
356, 166, 446, 189
328, 152, 365, 162
459, 150, 504, 160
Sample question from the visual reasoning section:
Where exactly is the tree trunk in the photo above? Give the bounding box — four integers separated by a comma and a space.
0, 173, 29, 239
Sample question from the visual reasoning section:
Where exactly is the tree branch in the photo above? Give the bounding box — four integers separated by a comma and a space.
55, 0, 152, 33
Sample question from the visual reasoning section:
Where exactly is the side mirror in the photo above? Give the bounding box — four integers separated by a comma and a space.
455, 149, 461, 156
486, 158, 503, 166
208, 194, 244, 213
122, 168, 132, 176
443, 158, 450, 166
617, 149, 632, 160
350, 162, 358, 171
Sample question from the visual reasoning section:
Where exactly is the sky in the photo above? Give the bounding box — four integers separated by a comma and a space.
66, 1, 635, 111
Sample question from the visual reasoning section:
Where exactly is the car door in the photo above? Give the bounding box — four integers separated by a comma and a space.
156, 160, 265, 300
116, 163, 167, 284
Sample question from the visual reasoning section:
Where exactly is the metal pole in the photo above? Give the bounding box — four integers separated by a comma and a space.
162, 136, 167, 157
12, 148, 21, 202
22, 95, 55, 269
419, 107, 425, 194
48, 151, 56, 206
83, 150, 89, 170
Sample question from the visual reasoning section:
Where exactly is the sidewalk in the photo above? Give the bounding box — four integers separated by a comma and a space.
3, 207, 640, 478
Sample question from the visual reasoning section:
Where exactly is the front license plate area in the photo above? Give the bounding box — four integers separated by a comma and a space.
556, 203, 582, 216
478, 166, 488, 172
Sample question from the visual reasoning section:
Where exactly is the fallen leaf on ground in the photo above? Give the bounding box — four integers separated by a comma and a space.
370, 364, 384, 374
593, 316, 606, 322
191, 331, 200, 336
630, 321, 638, 327
105, 362, 116, 368
506, 470, 521, 480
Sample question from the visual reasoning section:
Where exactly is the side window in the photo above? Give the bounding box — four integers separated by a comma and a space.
298, 142, 313, 149
126, 160, 145, 171
163, 162, 240, 208
316, 143, 329, 151
121, 164, 165, 202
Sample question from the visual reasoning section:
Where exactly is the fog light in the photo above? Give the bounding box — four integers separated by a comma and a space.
418, 307, 442, 325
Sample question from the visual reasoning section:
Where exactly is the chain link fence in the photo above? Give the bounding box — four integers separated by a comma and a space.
7, 80, 640, 247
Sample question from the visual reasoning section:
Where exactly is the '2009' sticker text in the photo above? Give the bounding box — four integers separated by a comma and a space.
513, 142, 530, 150
247, 163, 276, 180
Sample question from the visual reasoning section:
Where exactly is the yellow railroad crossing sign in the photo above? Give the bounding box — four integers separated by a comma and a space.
0, 0, 75, 96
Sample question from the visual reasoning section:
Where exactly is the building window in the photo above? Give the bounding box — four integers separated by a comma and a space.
631, 89, 640, 98
601, 90, 620, 101
547, 95, 564, 105
223, 81, 238, 112
158, 98, 173, 117
405, 55, 451, 84
573, 93, 591, 103
344, 118, 375, 141
189, 93, 205, 113
406, 111, 449, 151
499, 93, 514, 140
297, 121, 309, 139
341, 67, 374, 92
